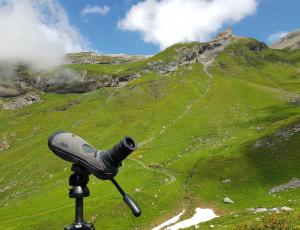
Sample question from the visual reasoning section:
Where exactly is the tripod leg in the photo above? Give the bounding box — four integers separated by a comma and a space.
65, 166, 95, 229
75, 198, 84, 224
64, 197, 95, 230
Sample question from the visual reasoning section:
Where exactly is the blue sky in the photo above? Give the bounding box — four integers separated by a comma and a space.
57, 0, 300, 55
233, 0, 300, 44
59, 0, 158, 54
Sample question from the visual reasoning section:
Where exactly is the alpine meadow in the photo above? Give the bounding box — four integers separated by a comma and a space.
1, 26, 300, 229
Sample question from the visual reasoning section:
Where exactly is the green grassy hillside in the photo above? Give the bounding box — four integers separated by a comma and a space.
0, 38, 300, 229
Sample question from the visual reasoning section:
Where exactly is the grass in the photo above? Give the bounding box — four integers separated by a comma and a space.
0, 38, 300, 229
148, 42, 201, 63
65, 60, 147, 78
235, 213, 300, 230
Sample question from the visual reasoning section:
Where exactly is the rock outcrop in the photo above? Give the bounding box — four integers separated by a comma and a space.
35, 73, 140, 94
147, 28, 234, 74
2, 92, 41, 110
0, 81, 28, 97
248, 207, 294, 213
269, 178, 300, 194
253, 123, 300, 149
271, 29, 300, 50
0, 52, 146, 97
0, 69, 140, 97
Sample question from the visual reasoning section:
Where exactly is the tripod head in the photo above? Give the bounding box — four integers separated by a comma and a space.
48, 131, 142, 221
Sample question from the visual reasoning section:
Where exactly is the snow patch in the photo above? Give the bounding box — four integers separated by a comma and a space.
152, 210, 185, 230
153, 208, 218, 230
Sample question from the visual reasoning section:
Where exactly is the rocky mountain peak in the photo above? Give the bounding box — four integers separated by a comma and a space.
147, 28, 235, 74
271, 29, 300, 50
214, 27, 233, 40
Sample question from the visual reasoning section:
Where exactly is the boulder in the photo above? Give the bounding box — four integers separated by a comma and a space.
248, 208, 268, 213
281, 206, 293, 212
293, 125, 300, 133
223, 197, 234, 204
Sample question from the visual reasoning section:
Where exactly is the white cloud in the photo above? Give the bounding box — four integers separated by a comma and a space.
119, 0, 258, 49
268, 31, 288, 44
0, 0, 88, 70
82, 5, 110, 16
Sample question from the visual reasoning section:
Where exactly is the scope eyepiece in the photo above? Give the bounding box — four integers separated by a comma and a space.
48, 132, 137, 180
108, 137, 136, 165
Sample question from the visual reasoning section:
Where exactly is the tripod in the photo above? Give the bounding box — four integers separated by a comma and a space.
65, 164, 95, 230
64, 164, 141, 229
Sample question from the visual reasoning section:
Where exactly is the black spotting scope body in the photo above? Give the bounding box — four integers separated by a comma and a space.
48, 132, 136, 180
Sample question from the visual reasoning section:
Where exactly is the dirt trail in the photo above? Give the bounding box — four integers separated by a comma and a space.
139, 70, 212, 148
129, 157, 176, 184
135, 65, 215, 186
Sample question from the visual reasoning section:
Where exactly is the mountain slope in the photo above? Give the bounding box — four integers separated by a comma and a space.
0, 37, 300, 229
271, 29, 300, 50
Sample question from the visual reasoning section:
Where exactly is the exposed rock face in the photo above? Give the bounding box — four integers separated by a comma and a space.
0, 53, 147, 97
0, 81, 29, 97
35, 73, 139, 94
147, 28, 234, 74
271, 29, 300, 50
215, 27, 233, 40
2, 92, 41, 110
178, 38, 232, 70
0, 70, 140, 97
147, 60, 179, 75
253, 123, 300, 149
269, 178, 300, 194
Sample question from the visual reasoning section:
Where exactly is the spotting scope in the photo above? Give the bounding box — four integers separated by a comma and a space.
48, 131, 136, 180
48, 131, 141, 229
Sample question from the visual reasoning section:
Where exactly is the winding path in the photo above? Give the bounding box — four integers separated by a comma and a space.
134, 63, 215, 186
129, 157, 176, 184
